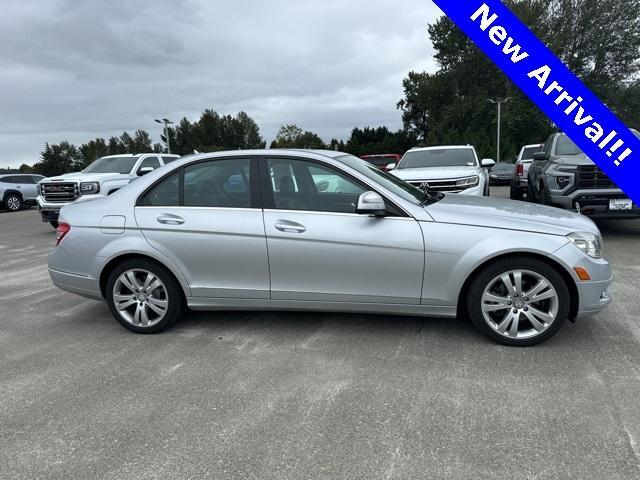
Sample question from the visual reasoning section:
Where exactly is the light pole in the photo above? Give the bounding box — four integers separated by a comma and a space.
155, 118, 174, 154
487, 97, 512, 163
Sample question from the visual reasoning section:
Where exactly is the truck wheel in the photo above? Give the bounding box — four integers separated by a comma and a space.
510, 184, 523, 200
4, 194, 22, 211
49, 221, 59, 228
527, 183, 538, 203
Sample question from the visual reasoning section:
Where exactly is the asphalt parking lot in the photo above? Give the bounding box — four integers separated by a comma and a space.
1, 187, 640, 480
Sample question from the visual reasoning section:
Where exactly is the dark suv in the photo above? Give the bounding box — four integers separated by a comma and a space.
528, 132, 640, 218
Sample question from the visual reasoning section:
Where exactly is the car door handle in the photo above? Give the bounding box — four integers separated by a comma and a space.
275, 221, 306, 233
156, 214, 185, 225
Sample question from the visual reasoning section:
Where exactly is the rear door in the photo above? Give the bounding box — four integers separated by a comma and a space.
260, 156, 424, 304
135, 157, 270, 299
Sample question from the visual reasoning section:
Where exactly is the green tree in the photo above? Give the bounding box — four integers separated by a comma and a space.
33, 142, 80, 177
271, 124, 326, 149
397, 0, 640, 161
18, 164, 34, 173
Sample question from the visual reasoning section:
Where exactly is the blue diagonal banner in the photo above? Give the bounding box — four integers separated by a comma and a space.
431, 0, 640, 205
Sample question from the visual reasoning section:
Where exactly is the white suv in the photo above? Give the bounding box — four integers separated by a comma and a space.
389, 146, 495, 196
37, 153, 178, 226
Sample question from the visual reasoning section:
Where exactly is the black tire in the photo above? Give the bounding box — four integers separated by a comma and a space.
510, 183, 523, 200
105, 258, 185, 334
49, 221, 59, 229
467, 256, 570, 346
4, 193, 22, 211
527, 182, 539, 203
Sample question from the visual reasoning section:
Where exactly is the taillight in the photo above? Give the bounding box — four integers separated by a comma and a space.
516, 163, 524, 176
56, 222, 71, 246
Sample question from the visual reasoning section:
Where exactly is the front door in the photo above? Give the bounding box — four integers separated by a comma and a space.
261, 156, 424, 304
135, 157, 270, 299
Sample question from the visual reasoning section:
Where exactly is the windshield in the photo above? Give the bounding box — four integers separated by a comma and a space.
83, 156, 139, 174
398, 148, 477, 169
521, 146, 542, 160
336, 154, 429, 205
554, 136, 582, 156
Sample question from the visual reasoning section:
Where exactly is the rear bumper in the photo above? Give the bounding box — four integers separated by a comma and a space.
48, 267, 103, 301
48, 245, 104, 301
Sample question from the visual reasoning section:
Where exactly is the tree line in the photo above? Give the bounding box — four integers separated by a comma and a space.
27, 0, 640, 176
28, 110, 416, 177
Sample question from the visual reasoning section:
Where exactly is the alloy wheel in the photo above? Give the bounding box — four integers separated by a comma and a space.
480, 269, 559, 340
7, 196, 21, 211
112, 269, 169, 328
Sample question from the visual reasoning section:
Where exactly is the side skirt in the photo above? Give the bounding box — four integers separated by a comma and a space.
186, 297, 457, 318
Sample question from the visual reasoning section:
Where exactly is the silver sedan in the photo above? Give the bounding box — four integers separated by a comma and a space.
48, 150, 612, 346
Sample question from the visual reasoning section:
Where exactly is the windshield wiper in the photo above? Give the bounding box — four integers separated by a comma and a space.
420, 192, 444, 206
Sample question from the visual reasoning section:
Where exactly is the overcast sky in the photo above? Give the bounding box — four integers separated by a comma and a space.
1, 0, 442, 168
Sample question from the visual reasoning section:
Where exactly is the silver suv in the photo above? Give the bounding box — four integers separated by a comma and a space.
388, 146, 495, 196
0, 174, 45, 211
37, 153, 178, 226
528, 132, 640, 218
48, 149, 611, 346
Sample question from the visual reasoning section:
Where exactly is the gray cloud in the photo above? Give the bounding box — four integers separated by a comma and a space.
0, 0, 441, 167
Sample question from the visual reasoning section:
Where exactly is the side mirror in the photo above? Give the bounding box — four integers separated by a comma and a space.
138, 166, 155, 176
532, 152, 548, 161
386, 163, 397, 171
356, 191, 386, 216
481, 158, 496, 168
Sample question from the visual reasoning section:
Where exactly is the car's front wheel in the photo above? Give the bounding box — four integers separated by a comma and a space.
4, 194, 22, 211
468, 257, 570, 346
105, 259, 184, 333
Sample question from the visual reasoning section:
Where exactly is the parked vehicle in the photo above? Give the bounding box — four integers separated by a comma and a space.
0, 174, 45, 211
388, 146, 494, 196
360, 154, 401, 171
37, 153, 179, 227
489, 162, 515, 185
49, 149, 611, 346
527, 132, 640, 218
510, 144, 544, 200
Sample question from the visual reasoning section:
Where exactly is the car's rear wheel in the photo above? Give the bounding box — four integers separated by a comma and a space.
468, 257, 570, 346
4, 194, 22, 211
105, 259, 184, 333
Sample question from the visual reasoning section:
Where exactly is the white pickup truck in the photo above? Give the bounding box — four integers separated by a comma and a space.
37, 153, 179, 227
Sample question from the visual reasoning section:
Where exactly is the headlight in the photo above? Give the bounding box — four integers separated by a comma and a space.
551, 163, 577, 172
567, 232, 603, 259
80, 182, 100, 194
456, 175, 480, 188
37, 184, 42, 195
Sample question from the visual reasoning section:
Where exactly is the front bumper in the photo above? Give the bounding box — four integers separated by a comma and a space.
553, 242, 613, 318
549, 189, 640, 219
37, 197, 63, 222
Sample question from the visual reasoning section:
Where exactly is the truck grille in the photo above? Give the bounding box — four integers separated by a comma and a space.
42, 182, 79, 202
408, 178, 465, 193
577, 165, 616, 189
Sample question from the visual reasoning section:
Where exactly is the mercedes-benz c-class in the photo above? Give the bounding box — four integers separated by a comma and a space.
48, 150, 612, 346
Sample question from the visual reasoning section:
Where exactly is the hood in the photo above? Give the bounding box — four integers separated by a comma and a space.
392, 165, 479, 181
425, 194, 600, 236
40, 172, 128, 183
556, 153, 594, 167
